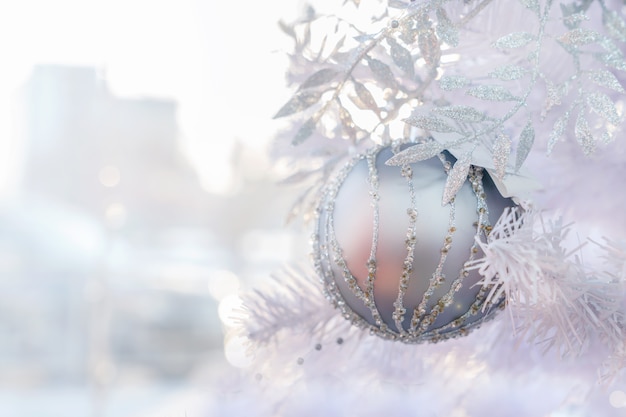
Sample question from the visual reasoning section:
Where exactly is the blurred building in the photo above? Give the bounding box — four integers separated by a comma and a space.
0, 65, 232, 389
22, 65, 210, 227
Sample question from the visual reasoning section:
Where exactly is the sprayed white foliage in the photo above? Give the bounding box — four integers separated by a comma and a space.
236, 266, 336, 347
442, 151, 472, 205
223, 260, 624, 416
468, 208, 626, 368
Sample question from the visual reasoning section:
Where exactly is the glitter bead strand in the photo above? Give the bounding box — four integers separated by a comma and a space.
364, 151, 386, 330
392, 161, 418, 335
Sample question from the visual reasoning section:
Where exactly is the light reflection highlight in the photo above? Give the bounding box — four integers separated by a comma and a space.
98, 165, 121, 188
610, 390, 626, 408
207, 270, 240, 301
223, 333, 253, 369
218, 294, 244, 328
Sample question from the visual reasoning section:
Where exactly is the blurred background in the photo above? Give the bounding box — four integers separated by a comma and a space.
0, 1, 309, 415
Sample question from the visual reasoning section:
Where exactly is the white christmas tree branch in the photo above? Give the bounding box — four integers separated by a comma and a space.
467, 207, 626, 378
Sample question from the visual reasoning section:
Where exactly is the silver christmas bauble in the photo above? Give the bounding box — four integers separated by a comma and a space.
313, 145, 515, 343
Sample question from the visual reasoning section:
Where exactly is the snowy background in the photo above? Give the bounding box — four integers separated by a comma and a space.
0, 1, 309, 416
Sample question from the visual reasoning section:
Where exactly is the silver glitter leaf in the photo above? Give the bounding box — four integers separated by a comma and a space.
518, 0, 540, 14
563, 12, 589, 28
435, 7, 459, 47
515, 121, 535, 172
489, 65, 528, 81
278, 20, 296, 39
547, 111, 571, 154
442, 151, 471, 206
466, 85, 519, 101
388, 0, 409, 8
543, 80, 566, 114
558, 28, 601, 46
292, 117, 317, 145
354, 34, 375, 42
388, 38, 415, 78
586, 92, 620, 125
274, 91, 322, 119
433, 105, 485, 122
588, 69, 625, 93
338, 104, 357, 139
300, 68, 340, 89
385, 141, 444, 166
399, 14, 420, 45
601, 130, 614, 144
597, 39, 626, 71
574, 112, 596, 156
603, 10, 626, 42
418, 29, 441, 68
439, 75, 469, 91
366, 57, 397, 89
352, 80, 379, 111
493, 132, 512, 180
404, 114, 456, 133
493, 32, 535, 49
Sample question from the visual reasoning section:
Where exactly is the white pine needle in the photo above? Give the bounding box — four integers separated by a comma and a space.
468, 208, 626, 371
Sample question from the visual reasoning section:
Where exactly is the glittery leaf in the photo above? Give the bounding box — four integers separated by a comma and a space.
543, 80, 566, 114
399, 14, 419, 45
518, 0, 540, 14
352, 80, 379, 112
354, 34, 375, 42
547, 111, 571, 154
433, 105, 485, 122
493, 132, 512, 180
300, 68, 340, 89
601, 130, 614, 144
574, 112, 596, 156
404, 114, 456, 133
278, 20, 296, 39
489, 65, 528, 81
439, 75, 469, 90
586, 92, 620, 125
388, 0, 409, 8
442, 151, 471, 206
385, 141, 444, 166
338, 104, 357, 139
388, 38, 415, 78
597, 39, 626, 71
515, 121, 535, 172
435, 7, 459, 47
291, 117, 318, 145
274, 91, 322, 119
558, 28, 601, 46
466, 85, 519, 101
603, 10, 626, 42
493, 32, 535, 49
366, 57, 397, 89
587, 69, 625, 93
418, 29, 441, 68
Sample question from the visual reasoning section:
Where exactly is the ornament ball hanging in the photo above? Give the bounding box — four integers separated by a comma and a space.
313, 144, 516, 343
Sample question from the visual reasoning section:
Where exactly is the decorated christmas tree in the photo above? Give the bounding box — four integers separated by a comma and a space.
217, 1, 626, 415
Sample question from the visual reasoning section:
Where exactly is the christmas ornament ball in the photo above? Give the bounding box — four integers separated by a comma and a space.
313, 145, 516, 343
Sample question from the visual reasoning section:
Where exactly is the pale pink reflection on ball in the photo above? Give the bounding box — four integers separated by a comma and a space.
329, 147, 514, 333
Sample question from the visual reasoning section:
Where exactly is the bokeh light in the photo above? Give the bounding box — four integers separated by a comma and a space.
610, 390, 626, 408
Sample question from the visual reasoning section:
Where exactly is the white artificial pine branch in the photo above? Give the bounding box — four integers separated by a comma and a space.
235, 265, 338, 346
468, 207, 626, 378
